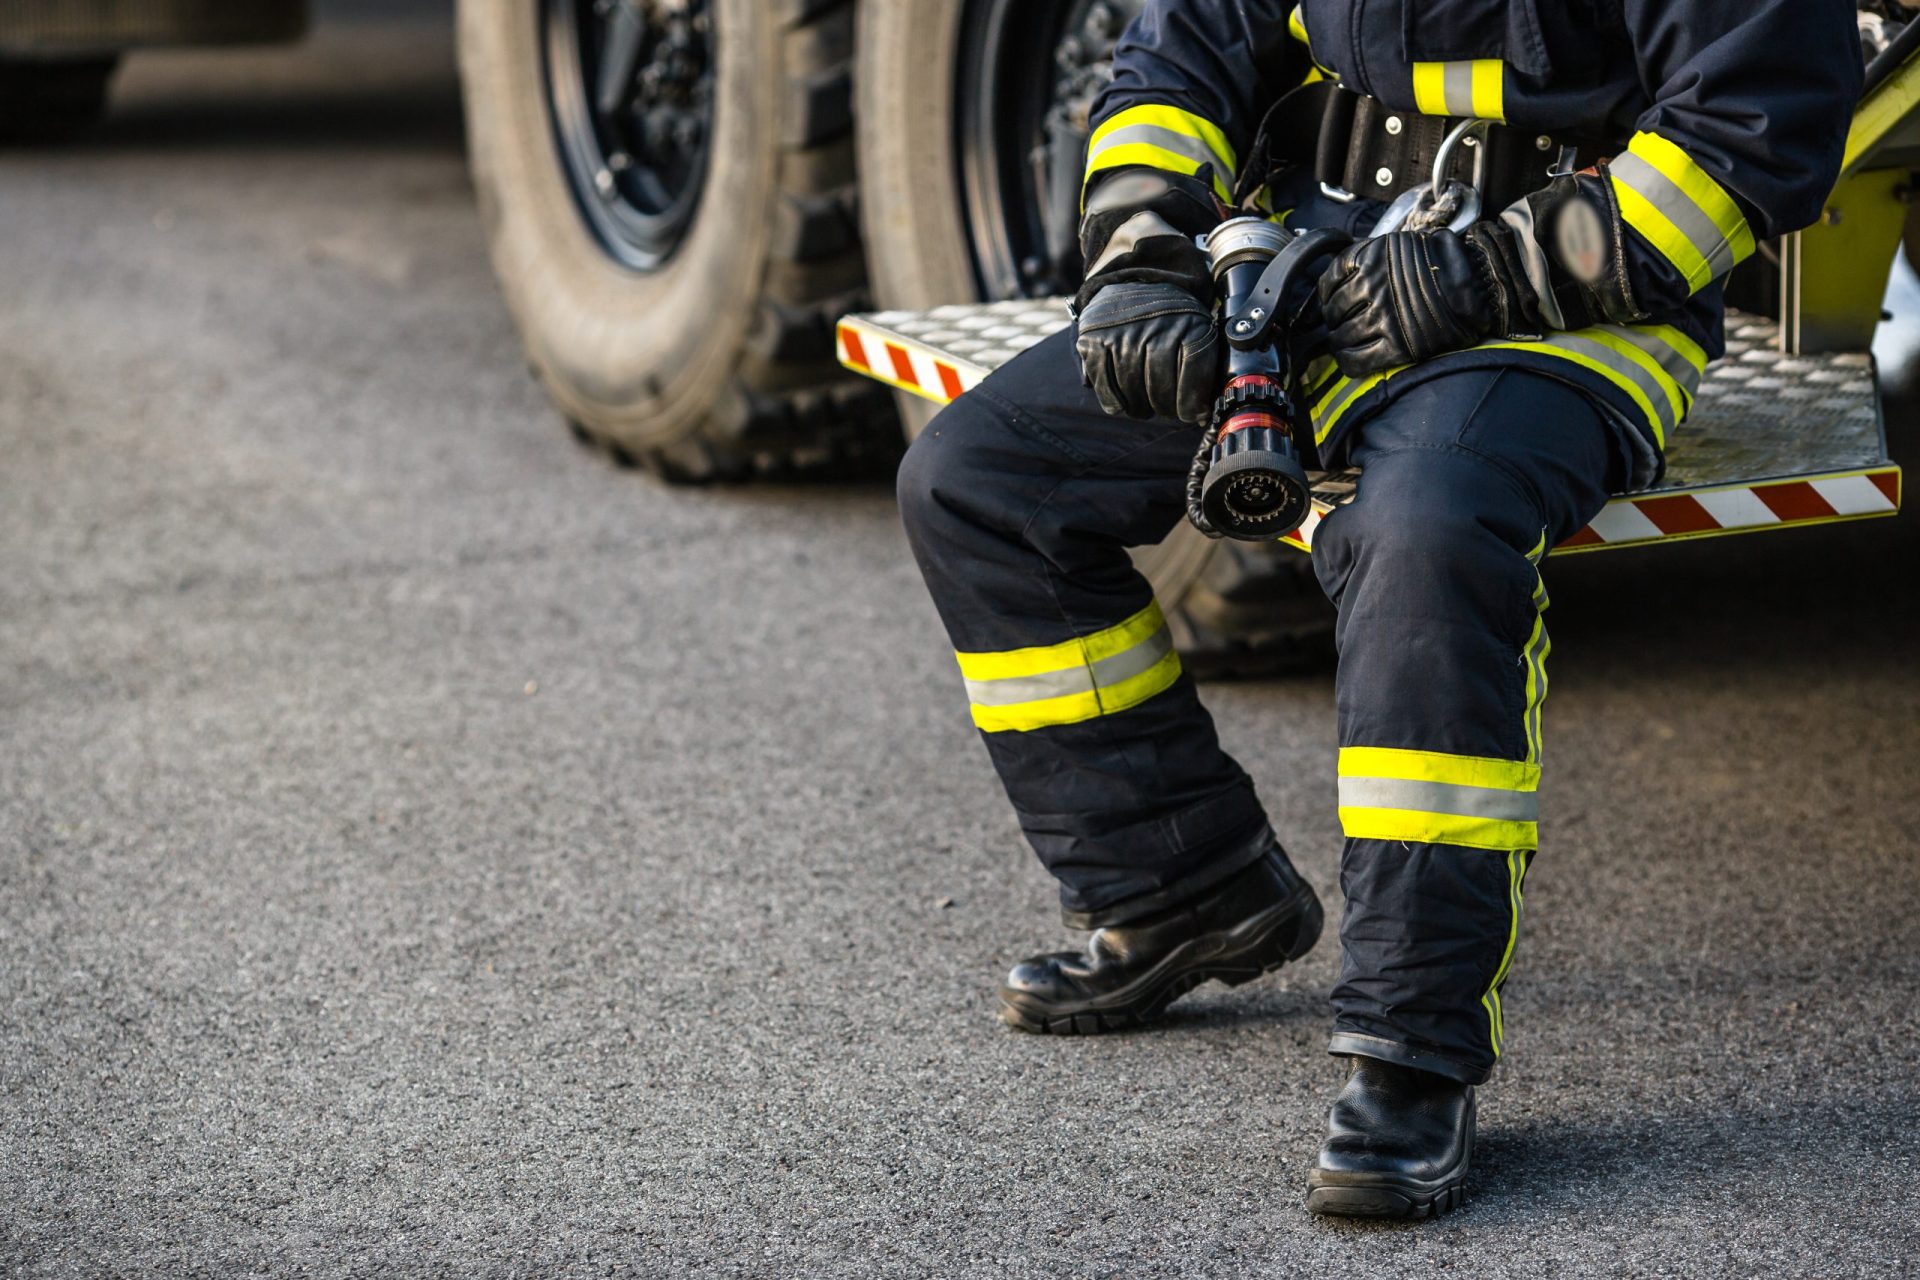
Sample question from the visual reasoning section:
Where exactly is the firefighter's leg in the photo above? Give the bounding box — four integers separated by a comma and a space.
896, 326, 1321, 1031
1305, 366, 1626, 1219
1312, 366, 1626, 1083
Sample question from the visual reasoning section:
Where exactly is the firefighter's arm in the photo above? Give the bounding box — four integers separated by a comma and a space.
1077, 0, 1305, 286
1073, 0, 1304, 424
1511, 0, 1862, 327
1320, 0, 1862, 376
1084, 0, 1302, 208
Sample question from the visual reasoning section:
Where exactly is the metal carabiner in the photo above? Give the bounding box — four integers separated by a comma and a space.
1369, 116, 1494, 237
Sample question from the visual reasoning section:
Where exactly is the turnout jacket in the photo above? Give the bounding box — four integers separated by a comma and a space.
1083, 0, 1861, 480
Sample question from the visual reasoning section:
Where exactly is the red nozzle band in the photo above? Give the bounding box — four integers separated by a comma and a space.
1221, 411, 1286, 438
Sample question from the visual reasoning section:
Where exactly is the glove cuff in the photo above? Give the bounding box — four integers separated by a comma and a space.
1075, 167, 1220, 314
1080, 167, 1221, 263
1523, 172, 1649, 328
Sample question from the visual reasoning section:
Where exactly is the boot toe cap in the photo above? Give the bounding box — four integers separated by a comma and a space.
1000, 954, 1076, 999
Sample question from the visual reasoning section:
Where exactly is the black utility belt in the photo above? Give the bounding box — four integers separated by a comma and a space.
1250, 82, 1614, 215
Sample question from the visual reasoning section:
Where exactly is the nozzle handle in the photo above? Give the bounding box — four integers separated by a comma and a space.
1223, 227, 1352, 351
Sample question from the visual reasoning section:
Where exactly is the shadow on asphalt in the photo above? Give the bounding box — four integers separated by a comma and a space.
1475, 1089, 1920, 1207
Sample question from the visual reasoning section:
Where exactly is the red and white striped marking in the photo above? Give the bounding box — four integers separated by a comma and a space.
836, 321, 981, 403
1281, 469, 1902, 553
837, 312, 1903, 556
1554, 469, 1902, 551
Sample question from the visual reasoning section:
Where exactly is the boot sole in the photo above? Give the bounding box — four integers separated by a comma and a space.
1303, 1177, 1467, 1221
997, 884, 1323, 1035
1304, 1127, 1474, 1221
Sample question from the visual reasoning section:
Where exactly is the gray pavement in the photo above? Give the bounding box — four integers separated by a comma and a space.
3, 5, 1918, 1276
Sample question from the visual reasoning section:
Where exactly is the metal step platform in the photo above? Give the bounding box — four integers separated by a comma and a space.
837, 303, 1901, 554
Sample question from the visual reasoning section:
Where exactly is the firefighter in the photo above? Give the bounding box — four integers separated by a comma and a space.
895, 0, 1859, 1217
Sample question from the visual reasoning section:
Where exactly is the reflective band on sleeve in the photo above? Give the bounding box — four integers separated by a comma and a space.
1084, 104, 1236, 203
956, 601, 1183, 733
1337, 747, 1539, 851
1609, 131, 1756, 295
1411, 59, 1504, 121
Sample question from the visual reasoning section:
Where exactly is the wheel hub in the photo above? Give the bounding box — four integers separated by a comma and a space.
544, 0, 715, 271
955, 0, 1146, 300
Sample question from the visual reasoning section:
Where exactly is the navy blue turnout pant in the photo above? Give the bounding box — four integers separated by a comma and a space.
896, 326, 1627, 1084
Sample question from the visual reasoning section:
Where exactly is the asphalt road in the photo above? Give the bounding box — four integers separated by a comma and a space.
4, 6, 1918, 1276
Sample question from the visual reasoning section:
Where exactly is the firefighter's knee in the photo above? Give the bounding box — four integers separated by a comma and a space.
895, 397, 994, 549
1312, 448, 1534, 617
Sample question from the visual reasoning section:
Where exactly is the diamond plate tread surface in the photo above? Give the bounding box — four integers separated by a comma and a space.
849, 305, 1887, 493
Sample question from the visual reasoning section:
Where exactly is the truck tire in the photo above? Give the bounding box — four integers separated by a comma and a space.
853, 0, 1334, 675
456, 0, 895, 482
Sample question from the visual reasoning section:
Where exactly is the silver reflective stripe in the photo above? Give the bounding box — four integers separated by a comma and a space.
1338, 776, 1540, 823
1528, 331, 1680, 440
1086, 210, 1182, 278
1598, 325, 1702, 404
1498, 197, 1567, 330
1442, 62, 1476, 116
1609, 152, 1737, 281
1085, 169, 1176, 216
1086, 123, 1230, 178
1315, 374, 1376, 426
962, 622, 1174, 708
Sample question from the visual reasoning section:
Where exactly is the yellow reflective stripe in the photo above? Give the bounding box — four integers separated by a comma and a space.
957, 602, 1184, 734
969, 648, 1182, 733
1470, 59, 1504, 121
1579, 328, 1687, 430
1339, 806, 1538, 851
956, 601, 1162, 682
1084, 104, 1236, 202
1411, 62, 1449, 116
1310, 325, 1697, 451
1338, 747, 1539, 851
1613, 182, 1713, 293
1481, 850, 1528, 1057
1411, 59, 1505, 121
1611, 131, 1755, 295
1481, 336, 1668, 448
1287, 6, 1333, 77
1647, 323, 1708, 377
1629, 131, 1755, 261
1088, 105, 1236, 176
1339, 746, 1540, 793
1311, 367, 1402, 443
1084, 144, 1233, 202
1520, 534, 1550, 767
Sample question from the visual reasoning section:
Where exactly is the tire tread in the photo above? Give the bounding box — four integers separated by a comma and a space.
571, 0, 897, 483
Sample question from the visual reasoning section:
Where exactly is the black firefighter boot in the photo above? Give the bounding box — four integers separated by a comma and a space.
997, 847, 1322, 1034
1305, 1055, 1476, 1219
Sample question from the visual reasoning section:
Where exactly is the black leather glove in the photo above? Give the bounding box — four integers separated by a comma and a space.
1075, 280, 1222, 425
1071, 167, 1224, 425
1317, 221, 1543, 377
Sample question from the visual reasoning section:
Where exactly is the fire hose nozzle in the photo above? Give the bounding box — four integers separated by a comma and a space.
1197, 375, 1312, 540
1184, 219, 1351, 542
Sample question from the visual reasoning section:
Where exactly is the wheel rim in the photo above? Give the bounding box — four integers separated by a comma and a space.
953, 0, 1146, 300
542, 0, 715, 272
